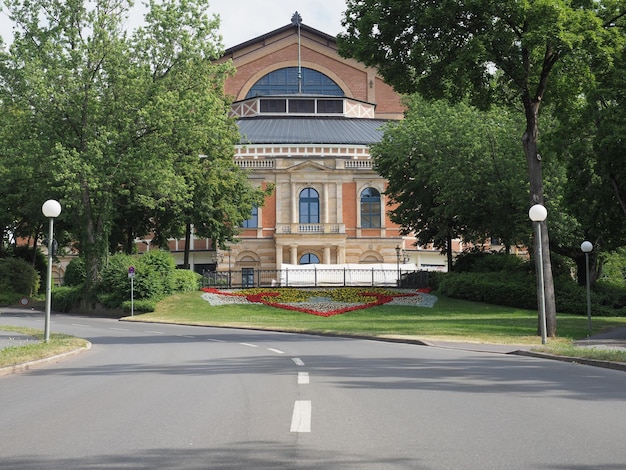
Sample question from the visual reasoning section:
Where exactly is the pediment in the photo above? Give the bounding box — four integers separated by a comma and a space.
286, 160, 330, 173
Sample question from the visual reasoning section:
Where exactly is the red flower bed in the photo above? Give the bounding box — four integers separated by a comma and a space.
201, 287, 428, 317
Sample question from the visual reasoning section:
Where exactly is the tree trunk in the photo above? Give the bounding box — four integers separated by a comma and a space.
522, 100, 557, 337
446, 231, 453, 271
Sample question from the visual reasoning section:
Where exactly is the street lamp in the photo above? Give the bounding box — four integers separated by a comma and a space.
41, 199, 61, 343
581, 241, 593, 335
529, 204, 548, 345
395, 245, 401, 287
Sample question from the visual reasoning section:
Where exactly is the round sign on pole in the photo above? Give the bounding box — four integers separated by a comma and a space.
128, 266, 135, 278
20, 297, 29, 306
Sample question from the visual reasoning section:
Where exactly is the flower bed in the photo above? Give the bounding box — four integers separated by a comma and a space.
201, 287, 435, 317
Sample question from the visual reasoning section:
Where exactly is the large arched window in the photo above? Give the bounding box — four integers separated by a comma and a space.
246, 67, 344, 98
299, 188, 319, 224
300, 253, 320, 265
360, 188, 381, 228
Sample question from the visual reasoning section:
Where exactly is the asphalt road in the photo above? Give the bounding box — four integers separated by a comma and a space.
1, 311, 626, 469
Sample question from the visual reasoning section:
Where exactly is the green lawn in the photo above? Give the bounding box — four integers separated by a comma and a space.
129, 290, 626, 351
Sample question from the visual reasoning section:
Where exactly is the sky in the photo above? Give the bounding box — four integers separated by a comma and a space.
0, 0, 349, 49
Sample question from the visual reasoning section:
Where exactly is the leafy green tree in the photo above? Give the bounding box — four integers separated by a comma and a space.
0, 0, 242, 290
373, 95, 528, 269
338, 1, 625, 336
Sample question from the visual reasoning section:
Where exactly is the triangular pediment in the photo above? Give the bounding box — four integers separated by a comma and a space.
286, 160, 329, 173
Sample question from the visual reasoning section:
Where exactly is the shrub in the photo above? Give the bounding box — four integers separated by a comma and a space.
121, 299, 156, 313
63, 257, 87, 286
140, 250, 177, 294
452, 250, 525, 273
170, 269, 201, 292
0, 257, 40, 295
51, 285, 84, 312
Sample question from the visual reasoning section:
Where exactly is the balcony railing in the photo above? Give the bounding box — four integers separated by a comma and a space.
277, 223, 345, 234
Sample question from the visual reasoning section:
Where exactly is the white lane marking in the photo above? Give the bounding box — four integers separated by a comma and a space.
146, 330, 164, 335
292, 357, 305, 366
268, 348, 284, 354
179, 335, 195, 339
291, 400, 312, 433
206, 338, 225, 343
109, 327, 129, 331
71, 323, 91, 328
240, 342, 258, 348
298, 372, 309, 384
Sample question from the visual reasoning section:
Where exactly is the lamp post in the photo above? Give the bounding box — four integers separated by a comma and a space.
581, 241, 593, 335
41, 199, 61, 343
395, 245, 401, 287
529, 204, 548, 345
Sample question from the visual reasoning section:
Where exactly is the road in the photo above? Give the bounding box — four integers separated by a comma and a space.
1, 311, 626, 469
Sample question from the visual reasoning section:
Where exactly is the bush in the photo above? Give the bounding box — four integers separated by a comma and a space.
170, 269, 201, 292
0, 257, 40, 295
94, 251, 196, 310
439, 271, 537, 309
63, 257, 87, 286
452, 250, 525, 273
121, 299, 156, 313
51, 285, 84, 313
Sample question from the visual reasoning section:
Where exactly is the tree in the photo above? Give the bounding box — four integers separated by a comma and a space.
338, 1, 625, 336
0, 0, 243, 289
372, 95, 528, 270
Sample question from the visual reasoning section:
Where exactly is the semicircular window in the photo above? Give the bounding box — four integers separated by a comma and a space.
246, 67, 344, 98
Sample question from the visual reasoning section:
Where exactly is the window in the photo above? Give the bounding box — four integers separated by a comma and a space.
260, 99, 286, 113
288, 99, 315, 113
242, 206, 258, 228
246, 67, 344, 98
300, 253, 320, 265
360, 188, 381, 228
299, 188, 319, 224
317, 99, 343, 114
242, 268, 254, 287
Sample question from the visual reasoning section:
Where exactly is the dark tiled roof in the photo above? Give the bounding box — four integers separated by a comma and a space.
236, 117, 388, 145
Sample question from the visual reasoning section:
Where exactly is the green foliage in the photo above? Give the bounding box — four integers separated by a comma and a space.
0, 257, 40, 295
93, 251, 198, 310
63, 257, 87, 287
121, 299, 156, 314
453, 251, 525, 273
0, 290, 22, 306
371, 95, 528, 255
598, 248, 626, 288
51, 285, 84, 313
170, 269, 202, 293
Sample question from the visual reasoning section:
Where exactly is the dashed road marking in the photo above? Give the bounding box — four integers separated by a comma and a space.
291, 400, 312, 433
292, 357, 305, 366
206, 338, 225, 343
268, 348, 284, 354
145, 330, 164, 335
298, 372, 309, 384
240, 342, 258, 348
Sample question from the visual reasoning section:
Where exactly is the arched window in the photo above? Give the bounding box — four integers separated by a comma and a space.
299, 188, 319, 224
360, 188, 381, 228
300, 253, 320, 265
246, 67, 344, 98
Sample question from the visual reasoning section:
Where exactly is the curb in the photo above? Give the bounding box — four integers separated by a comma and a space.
512, 349, 626, 372
0, 342, 92, 377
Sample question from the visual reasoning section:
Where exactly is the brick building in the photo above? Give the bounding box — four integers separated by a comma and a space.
158, 16, 450, 279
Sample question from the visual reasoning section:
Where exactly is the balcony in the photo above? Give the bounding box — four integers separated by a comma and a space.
277, 223, 345, 234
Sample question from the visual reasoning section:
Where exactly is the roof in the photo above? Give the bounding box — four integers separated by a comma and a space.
222, 23, 337, 57
236, 117, 389, 145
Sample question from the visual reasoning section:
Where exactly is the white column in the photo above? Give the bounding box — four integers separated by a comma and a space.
323, 183, 329, 224
323, 245, 331, 264
275, 245, 283, 267
290, 245, 298, 265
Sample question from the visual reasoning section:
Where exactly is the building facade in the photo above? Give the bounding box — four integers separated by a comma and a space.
159, 18, 450, 277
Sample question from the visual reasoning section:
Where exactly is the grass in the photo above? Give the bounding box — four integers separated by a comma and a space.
3, 289, 626, 368
126, 290, 626, 363
0, 325, 89, 369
